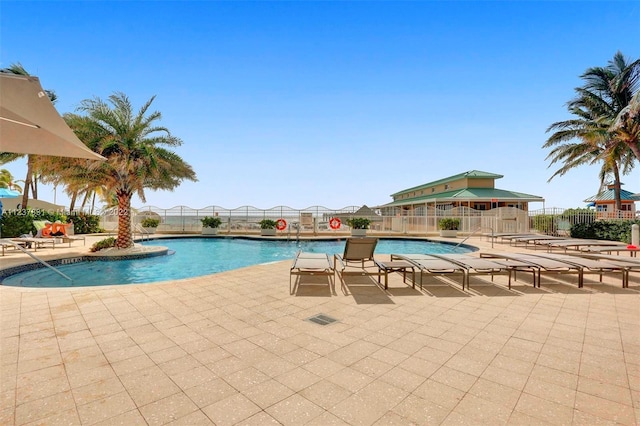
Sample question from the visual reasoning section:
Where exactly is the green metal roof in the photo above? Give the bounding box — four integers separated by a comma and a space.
390, 170, 503, 197
381, 187, 544, 207
584, 188, 640, 202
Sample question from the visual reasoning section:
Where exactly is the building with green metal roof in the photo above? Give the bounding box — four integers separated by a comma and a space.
584, 184, 639, 219
379, 170, 544, 215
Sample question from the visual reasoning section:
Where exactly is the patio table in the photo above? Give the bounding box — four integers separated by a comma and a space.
376, 260, 416, 289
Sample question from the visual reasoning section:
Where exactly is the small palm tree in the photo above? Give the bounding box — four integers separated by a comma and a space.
71, 92, 197, 248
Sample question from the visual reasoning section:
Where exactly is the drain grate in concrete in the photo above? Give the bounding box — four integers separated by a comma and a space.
306, 313, 338, 326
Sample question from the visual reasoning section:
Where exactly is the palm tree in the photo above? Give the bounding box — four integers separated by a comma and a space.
0, 169, 22, 192
0, 62, 58, 208
611, 91, 640, 160
70, 92, 197, 248
544, 52, 639, 211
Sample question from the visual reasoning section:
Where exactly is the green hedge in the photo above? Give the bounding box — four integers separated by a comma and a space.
570, 220, 640, 243
0, 210, 101, 237
70, 212, 102, 235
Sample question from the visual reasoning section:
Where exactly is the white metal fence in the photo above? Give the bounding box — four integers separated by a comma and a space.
98, 204, 629, 236
100, 204, 640, 237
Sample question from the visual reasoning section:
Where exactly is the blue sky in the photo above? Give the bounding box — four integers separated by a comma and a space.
1, 1, 639, 211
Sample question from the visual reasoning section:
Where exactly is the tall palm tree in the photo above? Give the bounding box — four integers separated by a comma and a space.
71, 92, 197, 248
611, 91, 640, 160
0, 63, 58, 208
544, 52, 639, 211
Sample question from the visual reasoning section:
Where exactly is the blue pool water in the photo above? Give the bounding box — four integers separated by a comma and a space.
2, 238, 473, 288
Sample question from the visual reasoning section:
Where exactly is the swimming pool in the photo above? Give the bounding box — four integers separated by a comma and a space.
1, 237, 474, 288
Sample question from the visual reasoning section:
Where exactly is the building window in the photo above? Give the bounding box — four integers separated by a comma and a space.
597, 205, 607, 212
444, 184, 449, 190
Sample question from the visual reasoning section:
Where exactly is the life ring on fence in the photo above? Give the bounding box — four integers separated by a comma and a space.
329, 217, 341, 230
276, 218, 287, 230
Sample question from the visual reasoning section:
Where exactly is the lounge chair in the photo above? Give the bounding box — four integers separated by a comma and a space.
507, 235, 566, 249
580, 245, 639, 257
334, 238, 384, 283
390, 254, 467, 290
570, 253, 640, 288
290, 251, 335, 294
32, 220, 85, 246
480, 252, 583, 288
430, 253, 539, 290
531, 252, 628, 287
487, 233, 538, 244
32, 220, 50, 237
59, 223, 86, 246
540, 239, 627, 253
0, 238, 23, 255
11, 236, 57, 251
481, 252, 625, 288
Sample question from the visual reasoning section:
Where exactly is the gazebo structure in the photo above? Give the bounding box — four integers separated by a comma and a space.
584, 184, 639, 219
323, 205, 383, 229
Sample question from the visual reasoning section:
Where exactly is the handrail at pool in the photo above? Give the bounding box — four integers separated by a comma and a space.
12, 242, 73, 282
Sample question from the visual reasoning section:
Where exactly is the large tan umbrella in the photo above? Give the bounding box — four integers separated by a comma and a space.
0, 73, 105, 160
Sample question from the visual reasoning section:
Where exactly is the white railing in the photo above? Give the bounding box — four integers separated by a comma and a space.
98, 205, 528, 235
99, 204, 636, 236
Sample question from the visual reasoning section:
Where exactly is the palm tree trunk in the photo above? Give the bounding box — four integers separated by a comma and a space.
80, 191, 90, 210
31, 174, 38, 199
612, 165, 622, 214
627, 141, 640, 161
69, 191, 78, 211
90, 192, 96, 215
20, 156, 33, 209
116, 191, 134, 249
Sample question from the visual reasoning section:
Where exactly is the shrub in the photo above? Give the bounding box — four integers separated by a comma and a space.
347, 217, 371, 229
1, 211, 34, 237
438, 217, 460, 230
571, 220, 640, 243
0, 209, 100, 237
201, 216, 222, 228
68, 212, 101, 234
141, 217, 160, 228
0, 209, 68, 237
259, 219, 278, 229
90, 237, 117, 252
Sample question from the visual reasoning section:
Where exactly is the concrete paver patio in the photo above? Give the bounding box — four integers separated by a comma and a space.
1, 236, 638, 425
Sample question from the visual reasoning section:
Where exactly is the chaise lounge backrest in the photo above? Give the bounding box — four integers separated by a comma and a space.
341, 237, 378, 264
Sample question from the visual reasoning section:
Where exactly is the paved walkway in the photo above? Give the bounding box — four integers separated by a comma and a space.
1, 236, 638, 425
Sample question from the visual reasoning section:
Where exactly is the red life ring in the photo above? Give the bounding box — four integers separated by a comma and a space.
329, 217, 341, 230
276, 219, 287, 230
